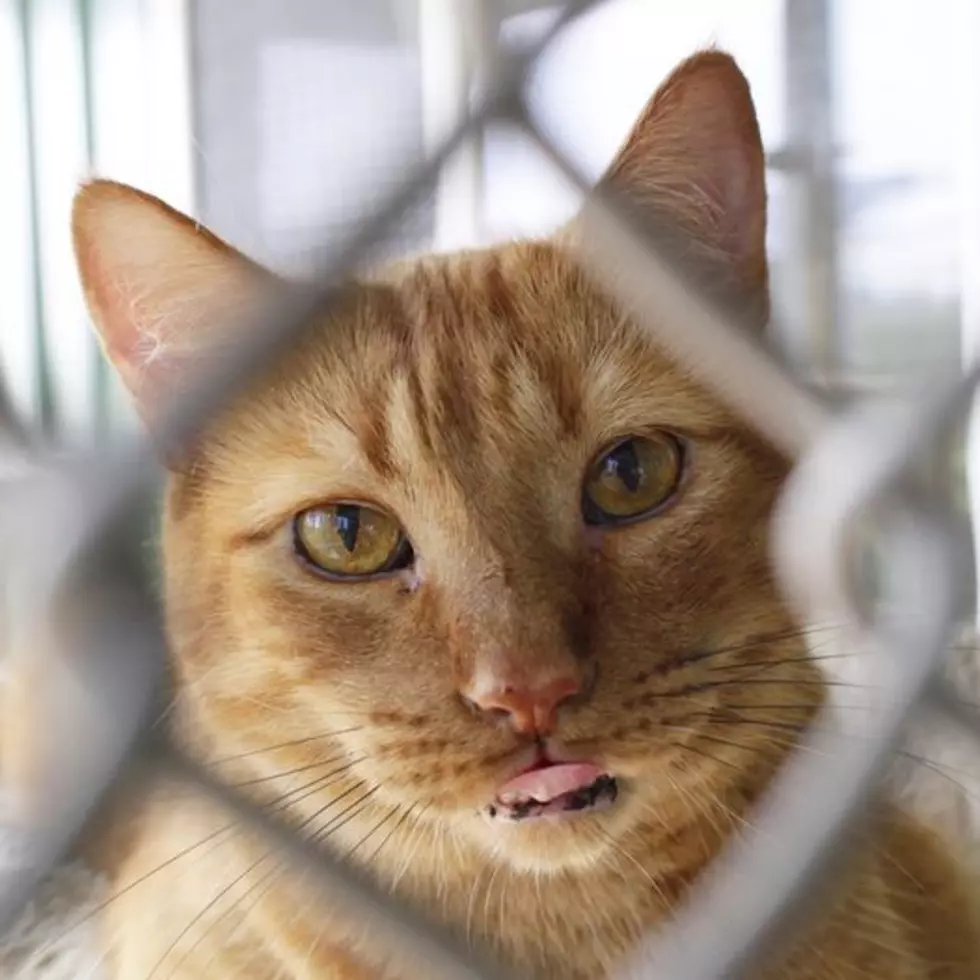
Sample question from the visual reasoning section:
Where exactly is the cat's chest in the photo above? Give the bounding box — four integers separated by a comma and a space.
264, 853, 664, 980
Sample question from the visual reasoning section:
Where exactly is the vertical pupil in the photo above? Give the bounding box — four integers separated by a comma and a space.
333, 505, 360, 552
610, 441, 642, 492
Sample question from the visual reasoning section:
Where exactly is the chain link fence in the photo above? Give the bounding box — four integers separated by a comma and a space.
1, 1, 979, 977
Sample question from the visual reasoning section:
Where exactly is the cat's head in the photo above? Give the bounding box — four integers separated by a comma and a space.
73, 52, 821, 874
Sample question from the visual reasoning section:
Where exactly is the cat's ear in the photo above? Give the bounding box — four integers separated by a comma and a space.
589, 50, 768, 324
72, 180, 279, 439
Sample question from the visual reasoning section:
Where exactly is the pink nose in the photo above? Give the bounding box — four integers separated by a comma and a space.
465, 675, 582, 735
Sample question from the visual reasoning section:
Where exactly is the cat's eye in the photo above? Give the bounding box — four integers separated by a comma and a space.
294, 503, 413, 579
582, 433, 683, 526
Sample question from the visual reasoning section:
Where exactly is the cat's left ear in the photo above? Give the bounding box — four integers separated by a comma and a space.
585, 49, 769, 325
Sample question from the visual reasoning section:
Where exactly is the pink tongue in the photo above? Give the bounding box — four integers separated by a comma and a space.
496, 763, 606, 804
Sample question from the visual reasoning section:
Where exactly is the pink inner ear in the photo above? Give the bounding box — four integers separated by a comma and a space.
713, 143, 766, 262
80, 249, 138, 373
78, 244, 191, 426
82, 260, 158, 408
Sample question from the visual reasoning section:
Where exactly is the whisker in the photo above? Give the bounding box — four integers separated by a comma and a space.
41, 759, 364, 956
595, 826, 671, 910
659, 723, 799, 763
286, 798, 410, 978
688, 701, 864, 712
660, 766, 728, 843
699, 719, 824, 759
697, 729, 797, 756
677, 710, 812, 732
261, 757, 367, 810
366, 802, 425, 865
208, 727, 363, 766
152, 850, 277, 980
193, 788, 383, 980
656, 677, 868, 703
229, 751, 351, 789
478, 861, 503, 945
345, 804, 402, 862
494, 858, 509, 947
894, 748, 980, 794
685, 710, 980, 807
33, 823, 239, 960
667, 774, 755, 836
389, 810, 432, 892
669, 740, 741, 772
153, 779, 369, 980
656, 623, 843, 675
309, 785, 381, 847
700, 786, 756, 834
704, 651, 854, 674
465, 855, 497, 947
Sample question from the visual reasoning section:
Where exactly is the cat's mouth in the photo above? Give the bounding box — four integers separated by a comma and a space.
487, 760, 618, 821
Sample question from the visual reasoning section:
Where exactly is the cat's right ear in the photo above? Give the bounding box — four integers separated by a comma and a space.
72, 180, 279, 454
570, 50, 769, 327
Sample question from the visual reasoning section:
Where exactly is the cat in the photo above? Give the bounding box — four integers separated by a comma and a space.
70, 50, 980, 979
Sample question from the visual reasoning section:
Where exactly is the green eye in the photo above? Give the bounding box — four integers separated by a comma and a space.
294, 503, 413, 579
582, 434, 683, 526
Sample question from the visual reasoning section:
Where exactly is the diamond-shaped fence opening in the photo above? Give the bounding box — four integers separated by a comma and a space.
0, 2, 978, 978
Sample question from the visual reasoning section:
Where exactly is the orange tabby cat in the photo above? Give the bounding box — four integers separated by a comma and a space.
71, 51, 979, 979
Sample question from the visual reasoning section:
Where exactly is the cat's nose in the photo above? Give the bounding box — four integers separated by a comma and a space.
463, 674, 582, 736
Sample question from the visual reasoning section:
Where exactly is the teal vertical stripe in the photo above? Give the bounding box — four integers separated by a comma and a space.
77, 0, 110, 441
16, 0, 55, 440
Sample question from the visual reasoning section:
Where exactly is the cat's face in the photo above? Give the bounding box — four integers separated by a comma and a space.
73, 52, 821, 874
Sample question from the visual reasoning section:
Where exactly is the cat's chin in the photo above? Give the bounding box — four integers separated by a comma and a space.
475, 812, 621, 873
463, 788, 636, 874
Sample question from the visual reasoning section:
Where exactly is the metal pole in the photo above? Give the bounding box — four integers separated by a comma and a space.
960, 0, 980, 628
784, 0, 841, 382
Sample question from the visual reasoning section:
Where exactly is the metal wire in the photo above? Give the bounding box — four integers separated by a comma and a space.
145, 739, 508, 980
1, 2, 978, 978
616, 394, 969, 978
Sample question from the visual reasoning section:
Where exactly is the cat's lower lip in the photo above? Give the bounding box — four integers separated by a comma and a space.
487, 763, 619, 821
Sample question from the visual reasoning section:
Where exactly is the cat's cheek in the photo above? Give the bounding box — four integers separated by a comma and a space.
583, 525, 606, 552
583, 525, 691, 605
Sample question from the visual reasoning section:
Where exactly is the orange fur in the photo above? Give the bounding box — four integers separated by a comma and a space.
71, 51, 979, 979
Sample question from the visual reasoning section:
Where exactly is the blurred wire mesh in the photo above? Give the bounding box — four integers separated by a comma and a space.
1, 1, 980, 979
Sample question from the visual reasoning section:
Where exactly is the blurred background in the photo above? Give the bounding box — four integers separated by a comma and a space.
0, 0, 977, 595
